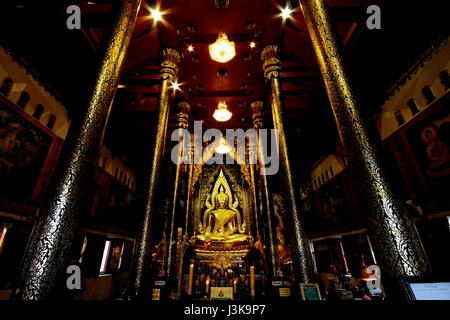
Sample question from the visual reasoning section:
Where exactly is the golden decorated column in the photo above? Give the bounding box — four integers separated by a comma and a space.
250, 100, 278, 279
10, 0, 142, 300
175, 134, 197, 295
298, 0, 431, 286
247, 140, 260, 237
184, 134, 197, 238
132, 48, 181, 298
261, 46, 316, 283
163, 101, 190, 283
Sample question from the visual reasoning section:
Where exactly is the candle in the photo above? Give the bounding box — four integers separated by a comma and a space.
188, 263, 194, 295
250, 266, 255, 298
206, 279, 210, 294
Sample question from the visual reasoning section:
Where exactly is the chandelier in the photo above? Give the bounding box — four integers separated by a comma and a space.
216, 137, 231, 154
209, 33, 236, 63
213, 101, 232, 122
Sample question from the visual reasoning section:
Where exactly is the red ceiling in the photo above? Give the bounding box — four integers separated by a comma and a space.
82, 0, 381, 131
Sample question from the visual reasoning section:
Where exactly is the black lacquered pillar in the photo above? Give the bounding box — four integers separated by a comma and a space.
298, 0, 431, 283
184, 134, 197, 238
131, 48, 181, 298
261, 46, 316, 283
250, 100, 278, 280
10, 0, 142, 300
163, 101, 190, 282
247, 141, 260, 238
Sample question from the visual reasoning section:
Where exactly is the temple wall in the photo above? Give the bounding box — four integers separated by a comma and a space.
0, 47, 71, 140
375, 36, 450, 141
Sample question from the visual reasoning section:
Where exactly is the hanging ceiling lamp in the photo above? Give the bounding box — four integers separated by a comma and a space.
213, 101, 232, 122
209, 33, 236, 63
216, 137, 231, 154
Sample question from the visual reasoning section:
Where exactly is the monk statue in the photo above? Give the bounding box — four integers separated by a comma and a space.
197, 169, 247, 242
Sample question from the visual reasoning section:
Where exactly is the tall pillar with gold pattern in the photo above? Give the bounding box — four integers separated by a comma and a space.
261, 47, 316, 283
175, 134, 196, 295
131, 48, 181, 298
10, 0, 142, 300
184, 134, 196, 238
163, 101, 190, 283
247, 140, 260, 238
250, 100, 278, 281
298, 0, 431, 284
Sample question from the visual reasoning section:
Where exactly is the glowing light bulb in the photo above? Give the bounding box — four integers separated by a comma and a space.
150, 8, 163, 22
213, 101, 232, 122
216, 138, 231, 154
281, 6, 292, 20
209, 33, 236, 63
188, 45, 194, 52
170, 81, 180, 91
250, 42, 256, 48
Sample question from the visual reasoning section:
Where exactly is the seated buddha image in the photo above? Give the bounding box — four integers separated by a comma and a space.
197, 169, 248, 243
421, 124, 450, 177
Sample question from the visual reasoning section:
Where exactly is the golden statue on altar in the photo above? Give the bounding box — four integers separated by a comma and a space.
196, 169, 248, 242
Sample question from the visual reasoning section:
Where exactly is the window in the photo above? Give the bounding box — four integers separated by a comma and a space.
17, 91, 30, 109
119, 171, 123, 182
47, 115, 56, 129
439, 70, 450, 90
421, 85, 435, 104
395, 110, 405, 126
114, 168, 118, 179
102, 157, 107, 169
32, 104, 44, 120
99, 240, 112, 274
407, 98, 419, 116
329, 166, 334, 176
0, 77, 13, 97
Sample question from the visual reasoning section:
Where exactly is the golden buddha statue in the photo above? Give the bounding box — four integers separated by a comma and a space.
197, 169, 248, 242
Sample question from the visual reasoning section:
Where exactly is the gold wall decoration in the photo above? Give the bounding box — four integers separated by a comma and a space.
213, 253, 233, 268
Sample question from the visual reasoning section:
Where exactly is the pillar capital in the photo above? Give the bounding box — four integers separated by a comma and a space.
261, 45, 281, 80
160, 48, 181, 80
250, 100, 264, 129
177, 101, 191, 129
